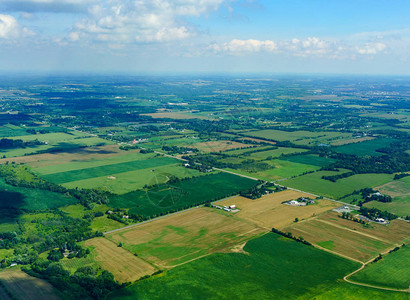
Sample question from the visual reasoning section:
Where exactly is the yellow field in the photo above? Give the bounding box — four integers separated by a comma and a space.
106, 207, 266, 268
0, 145, 134, 168
216, 190, 339, 229
84, 238, 157, 283
191, 140, 251, 152
0, 268, 60, 300
284, 211, 410, 262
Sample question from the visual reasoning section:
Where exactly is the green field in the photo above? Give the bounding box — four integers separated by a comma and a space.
335, 138, 397, 156
226, 159, 322, 181
0, 124, 29, 137
350, 246, 410, 290
62, 163, 201, 194
282, 171, 394, 199
109, 172, 258, 217
0, 178, 77, 211
34, 152, 160, 175
249, 147, 308, 160
42, 156, 177, 184
279, 154, 336, 167
108, 233, 360, 299
363, 177, 410, 216
1, 132, 113, 158
244, 129, 352, 146
59, 204, 110, 218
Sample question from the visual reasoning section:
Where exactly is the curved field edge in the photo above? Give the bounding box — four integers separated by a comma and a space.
349, 245, 410, 290
107, 233, 361, 300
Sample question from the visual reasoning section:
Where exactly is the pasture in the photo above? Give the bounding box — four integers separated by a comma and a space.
0, 268, 61, 300
109, 172, 258, 217
282, 171, 394, 199
108, 233, 360, 300
364, 177, 410, 216
106, 207, 266, 268
216, 190, 339, 229
284, 211, 410, 262
335, 138, 396, 156
350, 245, 410, 290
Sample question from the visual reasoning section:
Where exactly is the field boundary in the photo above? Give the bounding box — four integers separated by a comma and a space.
343, 245, 410, 293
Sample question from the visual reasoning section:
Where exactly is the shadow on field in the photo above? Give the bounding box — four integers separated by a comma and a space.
0, 191, 25, 231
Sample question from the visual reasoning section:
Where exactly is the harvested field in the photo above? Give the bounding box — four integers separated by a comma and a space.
106, 207, 266, 268
284, 211, 410, 263
84, 237, 157, 283
0, 145, 133, 168
191, 140, 250, 152
216, 190, 339, 229
0, 268, 61, 300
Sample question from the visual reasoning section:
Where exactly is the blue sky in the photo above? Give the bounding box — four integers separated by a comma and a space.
0, 0, 409, 74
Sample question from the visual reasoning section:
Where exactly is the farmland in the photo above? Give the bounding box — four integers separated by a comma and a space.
106, 207, 266, 268
1, 130, 113, 158
0, 75, 409, 299
107, 233, 361, 299
350, 245, 410, 290
109, 172, 258, 217
70, 238, 157, 283
335, 138, 397, 156
190, 140, 250, 152
226, 158, 322, 180
282, 171, 394, 199
216, 190, 339, 229
283, 211, 410, 262
248, 147, 308, 159
0, 268, 61, 300
244, 129, 353, 145
364, 177, 410, 216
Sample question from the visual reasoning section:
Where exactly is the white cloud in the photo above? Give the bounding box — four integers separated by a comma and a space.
208, 36, 390, 59
68, 0, 225, 44
356, 42, 386, 55
210, 39, 277, 54
0, 14, 34, 39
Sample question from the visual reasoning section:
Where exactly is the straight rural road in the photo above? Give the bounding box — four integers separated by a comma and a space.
152, 148, 359, 208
